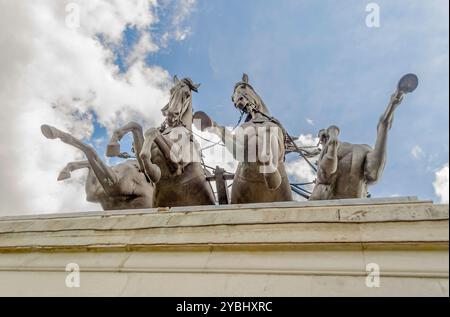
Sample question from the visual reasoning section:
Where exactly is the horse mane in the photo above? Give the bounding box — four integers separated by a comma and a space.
161, 79, 196, 129
239, 85, 272, 122
233, 74, 271, 122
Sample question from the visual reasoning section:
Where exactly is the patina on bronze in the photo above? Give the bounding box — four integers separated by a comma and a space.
40, 124, 154, 210
309, 74, 418, 200
194, 74, 293, 204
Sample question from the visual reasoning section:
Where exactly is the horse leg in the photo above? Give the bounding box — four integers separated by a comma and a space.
258, 127, 283, 190
57, 160, 91, 181
140, 128, 162, 183
153, 131, 187, 175
41, 124, 118, 194
317, 126, 340, 180
56, 160, 102, 205
365, 92, 403, 183
107, 121, 147, 173
107, 122, 143, 156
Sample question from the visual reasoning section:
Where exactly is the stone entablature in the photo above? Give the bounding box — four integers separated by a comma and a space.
0, 197, 448, 296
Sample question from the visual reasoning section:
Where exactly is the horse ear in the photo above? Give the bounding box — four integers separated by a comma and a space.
173, 75, 180, 84
193, 83, 201, 92
242, 73, 249, 84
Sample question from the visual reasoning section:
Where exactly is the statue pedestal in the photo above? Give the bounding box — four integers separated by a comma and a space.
0, 197, 448, 296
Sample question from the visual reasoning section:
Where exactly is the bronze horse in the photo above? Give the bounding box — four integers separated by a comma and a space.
108, 77, 216, 207
41, 124, 154, 210
194, 74, 293, 204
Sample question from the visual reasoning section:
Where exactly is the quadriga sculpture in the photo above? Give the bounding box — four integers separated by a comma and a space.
108, 77, 216, 207
41, 124, 154, 210
194, 74, 293, 204
310, 74, 418, 200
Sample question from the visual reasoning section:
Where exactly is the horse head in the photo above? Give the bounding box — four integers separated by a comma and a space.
162, 76, 200, 130
232, 73, 271, 122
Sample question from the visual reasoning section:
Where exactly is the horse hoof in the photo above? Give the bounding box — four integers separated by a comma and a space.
41, 124, 58, 139
57, 171, 71, 181
106, 143, 121, 157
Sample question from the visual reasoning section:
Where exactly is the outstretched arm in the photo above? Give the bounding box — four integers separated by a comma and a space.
365, 92, 403, 183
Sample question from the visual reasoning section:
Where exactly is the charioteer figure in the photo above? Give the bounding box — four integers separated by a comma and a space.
310, 74, 418, 200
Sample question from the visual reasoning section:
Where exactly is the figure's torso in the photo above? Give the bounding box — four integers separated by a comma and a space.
312, 142, 372, 200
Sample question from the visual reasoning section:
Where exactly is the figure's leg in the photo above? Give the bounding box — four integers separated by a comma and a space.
57, 160, 91, 181
41, 124, 118, 193
365, 93, 403, 183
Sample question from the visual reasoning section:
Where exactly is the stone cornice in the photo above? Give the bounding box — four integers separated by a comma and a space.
0, 197, 447, 253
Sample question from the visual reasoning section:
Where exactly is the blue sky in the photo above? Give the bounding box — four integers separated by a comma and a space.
99, 0, 448, 202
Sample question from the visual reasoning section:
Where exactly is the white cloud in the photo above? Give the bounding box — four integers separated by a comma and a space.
294, 134, 319, 147
306, 118, 314, 126
286, 158, 317, 184
411, 145, 424, 159
158, 0, 197, 47
285, 134, 320, 201
0, 0, 196, 215
77, 0, 158, 42
191, 126, 238, 174
171, 0, 196, 40
433, 163, 449, 204
125, 33, 160, 67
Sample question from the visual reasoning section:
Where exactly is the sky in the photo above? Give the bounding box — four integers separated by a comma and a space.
0, 0, 448, 215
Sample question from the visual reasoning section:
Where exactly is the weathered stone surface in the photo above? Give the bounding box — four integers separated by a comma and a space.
0, 197, 448, 296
